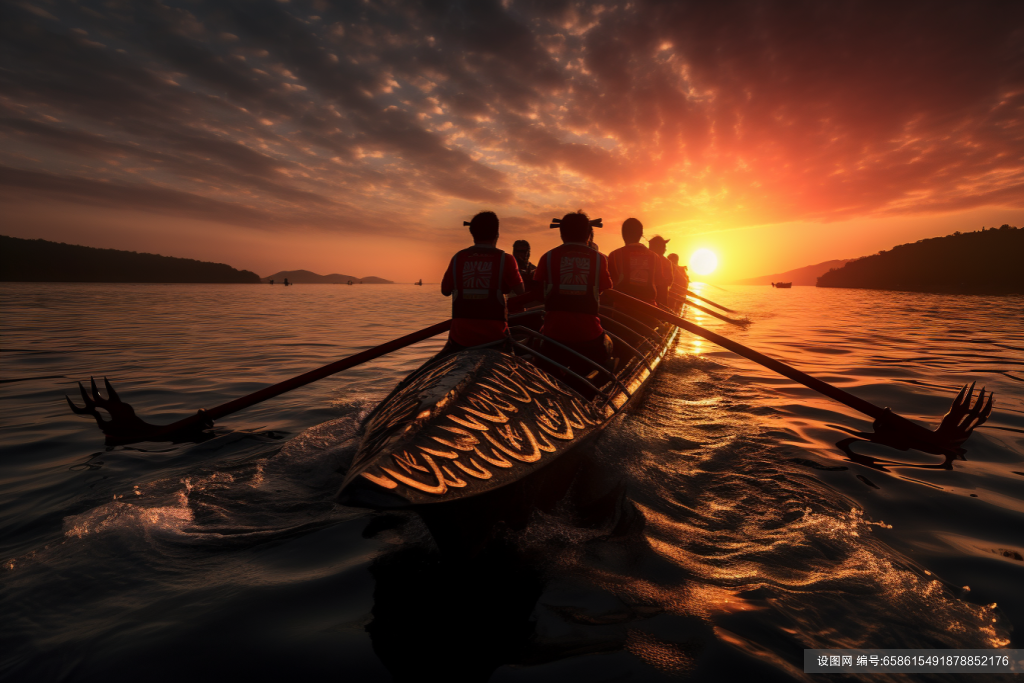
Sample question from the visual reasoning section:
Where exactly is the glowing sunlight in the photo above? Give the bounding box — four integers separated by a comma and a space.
689, 249, 719, 276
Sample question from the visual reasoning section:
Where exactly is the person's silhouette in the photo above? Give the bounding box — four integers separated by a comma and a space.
646, 236, 674, 307
607, 218, 670, 307
512, 240, 540, 292
533, 210, 613, 372
439, 212, 524, 355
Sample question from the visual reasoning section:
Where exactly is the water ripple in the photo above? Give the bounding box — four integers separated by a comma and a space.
0, 283, 1021, 680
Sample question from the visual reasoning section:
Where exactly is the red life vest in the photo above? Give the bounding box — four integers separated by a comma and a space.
450, 246, 508, 321
542, 244, 601, 315
609, 244, 658, 303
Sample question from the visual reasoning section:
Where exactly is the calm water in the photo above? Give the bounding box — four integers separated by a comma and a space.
1, 283, 1022, 681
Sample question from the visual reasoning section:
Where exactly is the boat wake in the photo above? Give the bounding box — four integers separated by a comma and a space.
473, 347, 1014, 680
2, 346, 1015, 682
9, 407, 371, 578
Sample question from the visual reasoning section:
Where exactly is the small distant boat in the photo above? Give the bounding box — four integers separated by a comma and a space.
772, 282, 792, 289
414, 279, 423, 286
347, 280, 353, 285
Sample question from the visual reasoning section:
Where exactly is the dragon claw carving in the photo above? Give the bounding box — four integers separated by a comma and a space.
66, 377, 212, 443
66, 376, 149, 435
935, 382, 994, 445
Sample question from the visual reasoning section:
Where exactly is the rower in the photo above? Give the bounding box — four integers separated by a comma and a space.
534, 211, 613, 372
440, 211, 524, 355
512, 240, 540, 291
647, 235, 675, 308
667, 253, 690, 293
608, 218, 671, 308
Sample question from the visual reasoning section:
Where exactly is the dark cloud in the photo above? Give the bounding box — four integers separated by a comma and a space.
0, 0, 1021, 241
0, 164, 275, 226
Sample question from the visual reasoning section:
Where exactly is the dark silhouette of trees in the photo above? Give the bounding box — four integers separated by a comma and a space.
0, 235, 261, 283
817, 226, 1022, 294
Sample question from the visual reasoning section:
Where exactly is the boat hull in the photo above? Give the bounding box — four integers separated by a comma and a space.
338, 299, 681, 512
338, 350, 605, 509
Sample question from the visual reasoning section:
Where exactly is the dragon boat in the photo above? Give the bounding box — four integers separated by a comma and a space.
336, 289, 688, 546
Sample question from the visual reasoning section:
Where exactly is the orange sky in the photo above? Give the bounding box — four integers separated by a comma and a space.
1, 1, 1021, 282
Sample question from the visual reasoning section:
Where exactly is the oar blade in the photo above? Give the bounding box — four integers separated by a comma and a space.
69, 319, 454, 445
605, 288, 994, 452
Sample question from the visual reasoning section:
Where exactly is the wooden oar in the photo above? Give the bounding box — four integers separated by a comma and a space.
68, 286, 547, 444
668, 288, 746, 326
685, 290, 737, 313
682, 298, 748, 326
68, 320, 453, 444
605, 289, 993, 451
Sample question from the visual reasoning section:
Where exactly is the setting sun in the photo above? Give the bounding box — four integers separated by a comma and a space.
689, 249, 719, 276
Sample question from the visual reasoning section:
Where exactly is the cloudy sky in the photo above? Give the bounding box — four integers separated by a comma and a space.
2, 0, 1022, 281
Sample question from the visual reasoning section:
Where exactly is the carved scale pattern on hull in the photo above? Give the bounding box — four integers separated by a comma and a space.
339, 351, 601, 507
338, 296, 683, 509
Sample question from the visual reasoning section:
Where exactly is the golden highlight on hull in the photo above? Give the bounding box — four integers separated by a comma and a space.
337, 295, 684, 510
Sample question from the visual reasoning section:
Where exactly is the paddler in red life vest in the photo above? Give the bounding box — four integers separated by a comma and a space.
533, 211, 614, 370
441, 211, 524, 354
608, 218, 671, 307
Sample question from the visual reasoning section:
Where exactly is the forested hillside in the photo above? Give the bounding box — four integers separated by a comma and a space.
0, 236, 261, 283
816, 226, 1022, 294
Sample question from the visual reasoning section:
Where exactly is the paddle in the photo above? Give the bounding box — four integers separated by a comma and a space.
68, 320, 453, 444
681, 297, 748, 326
685, 290, 737, 313
666, 286, 745, 326
68, 287, 548, 444
604, 289, 993, 451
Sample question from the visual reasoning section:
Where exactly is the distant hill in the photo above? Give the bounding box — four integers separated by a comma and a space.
732, 259, 853, 286
817, 225, 1023, 294
262, 269, 393, 284
0, 235, 260, 283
